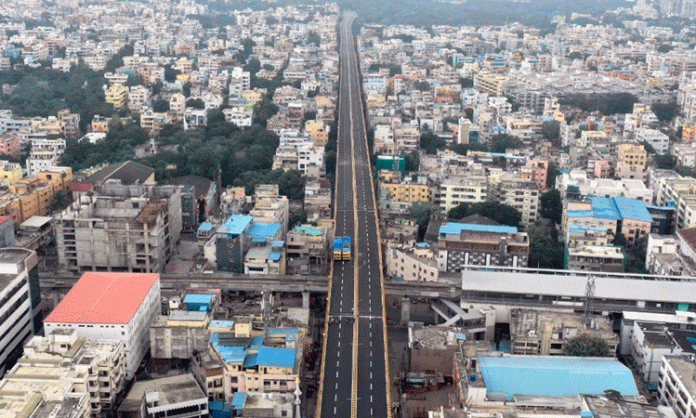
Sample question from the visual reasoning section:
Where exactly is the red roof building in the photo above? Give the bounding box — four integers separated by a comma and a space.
44, 272, 161, 378
45, 272, 159, 324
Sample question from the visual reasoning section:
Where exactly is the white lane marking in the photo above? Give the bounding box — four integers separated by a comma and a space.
336, 371, 339, 378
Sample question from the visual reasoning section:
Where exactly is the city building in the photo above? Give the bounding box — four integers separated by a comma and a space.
510, 309, 618, 356
437, 222, 529, 272
118, 374, 209, 418
566, 245, 625, 272
658, 356, 696, 418
55, 184, 183, 272
20, 329, 126, 417
105, 83, 129, 110
249, 184, 289, 235
0, 248, 40, 377
435, 176, 488, 216
43, 272, 161, 379
286, 224, 330, 276
387, 243, 439, 282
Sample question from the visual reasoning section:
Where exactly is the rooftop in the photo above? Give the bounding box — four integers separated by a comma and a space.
44, 272, 159, 325
119, 374, 206, 413
249, 222, 281, 238
219, 215, 254, 236
478, 356, 638, 401
439, 222, 518, 235
85, 160, 154, 186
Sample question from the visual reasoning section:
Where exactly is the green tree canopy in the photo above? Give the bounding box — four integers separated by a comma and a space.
410, 202, 433, 241
448, 201, 521, 227
490, 133, 524, 153
563, 333, 610, 357
528, 227, 564, 269
540, 189, 562, 224
542, 120, 560, 142
420, 131, 446, 155
413, 80, 430, 92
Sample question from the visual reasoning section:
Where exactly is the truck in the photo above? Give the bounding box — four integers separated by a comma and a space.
333, 236, 352, 261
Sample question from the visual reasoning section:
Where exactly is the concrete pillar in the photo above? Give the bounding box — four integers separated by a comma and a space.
400, 297, 410, 325
302, 292, 310, 310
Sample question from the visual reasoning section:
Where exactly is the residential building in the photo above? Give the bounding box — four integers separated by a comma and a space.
566, 245, 625, 272
215, 215, 254, 273
435, 176, 488, 216
658, 356, 696, 418
492, 177, 540, 230
55, 184, 183, 273
105, 83, 129, 110
150, 293, 218, 359
286, 224, 330, 276
20, 329, 126, 417
510, 309, 618, 356
387, 242, 439, 282
380, 179, 431, 204
655, 176, 696, 229
564, 197, 653, 248
128, 85, 151, 113
630, 322, 694, 390
140, 111, 171, 137
249, 184, 289, 235
0, 248, 39, 377
118, 374, 209, 418
0, 160, 22, 185
304, 179, 332, 222
26, 138, 66, 176
636, 127, 670, 154
618, 143, 648, 170
0, 132, 21, 159
43, 272, 161, 379
673, 143, 696, 168
437, 222, 529, 272
473, 70, 511, 96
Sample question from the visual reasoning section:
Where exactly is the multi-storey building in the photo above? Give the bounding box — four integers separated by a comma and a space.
492, 177, 540, 230
658, 356, 696, 418
20, 329, 126, 417
566, 245, 625, 272
437, 222, 529, 272
0, 160, 22, 185
387, 242, 439, 282
656, 176, 696, 229
104, 83, 129, 110
473, 70, 511, 96
43, 272, 161, 380
119, 374, 209, 418
636, 127, 670, 154
249, 184, 289, 235
128, 85, 151, 113
26, 138, 66, 176
618, 143, 648, 170
435, 176, 488, 216
286, 224, 330, 276
55, 184, 183, 273
510, 309, 618, 356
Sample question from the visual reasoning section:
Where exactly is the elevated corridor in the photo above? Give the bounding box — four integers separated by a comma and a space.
318, 13, 391, 418
317, 13, 358, 418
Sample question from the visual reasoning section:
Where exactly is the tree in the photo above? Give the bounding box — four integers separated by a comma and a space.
164, 65, 181, 83
651, 101, 679, 123
468, 202, 521, 227
528, 227, 564, 269
448, 202, 470, 220
563, 333, 610, 357
541, 120, 560, 142
152, 99, 170, 113
547, 161, 560, 189
490, 133, 523, 153
413, 80, 430, 92
657, 44, 673, 53
186, 98, 205, 109
540, 189, 562, 224
410, 202, 433, 241
404, 151, 419, 172
307, 31, 321, 47
654, 153, 676, 169
420, 131, 446, 155
182, 82, 192, 98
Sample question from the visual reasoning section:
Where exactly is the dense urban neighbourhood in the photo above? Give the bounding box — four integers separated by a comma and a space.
0, 0, 696, 417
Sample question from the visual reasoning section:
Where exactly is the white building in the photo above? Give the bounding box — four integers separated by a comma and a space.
0, 248, 38, 377
43, 272, 161, 379
26, 138, 66, 176
636, 127, 670, 155
658, 356, 696, 418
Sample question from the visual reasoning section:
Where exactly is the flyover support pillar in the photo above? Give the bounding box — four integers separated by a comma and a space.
302, 292, 310, 309
400, 297, 411, 325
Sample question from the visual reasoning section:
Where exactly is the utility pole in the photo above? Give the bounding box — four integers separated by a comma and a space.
584, 275, 595, 327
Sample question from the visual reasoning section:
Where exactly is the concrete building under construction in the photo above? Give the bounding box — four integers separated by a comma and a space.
55, 183, 185, 273
510, 309, 619, 356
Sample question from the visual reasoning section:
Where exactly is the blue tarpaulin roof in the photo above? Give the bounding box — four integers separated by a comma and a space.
184, 294, 214, 305
232, 392, 247, 410
256, 346, 296, 368
220, 215, 253, 235
478, 356, 638, 401
249, 223, 281, 238
198, 222, 214, 232
440, 223, 518, 235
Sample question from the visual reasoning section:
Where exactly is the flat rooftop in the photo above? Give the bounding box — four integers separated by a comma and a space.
478, 356, 638, 401
119, 374, 206, 412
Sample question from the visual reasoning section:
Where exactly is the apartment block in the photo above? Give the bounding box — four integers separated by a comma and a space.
618, 143, 648, 170
304, 179, 332, 222
437, 222, 529, 272
636, 127, 670, 154
0, 160, 22, 185
473, 70, 511, 96
249, 184, 289, 235
19, 329, 126, 417
435, 176, 488, 216
566, 245, 625, 272
492, 177, 540, 230
26, 138, 66, 176
658, 356, 696, 418
140, 111, 171, 136
656, 176, 696, 229
510, 309, 618, 356
105, 83, 129, 110
387, 242, 439, 282
286, 224, 330, 276
55, 184, 183, 273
